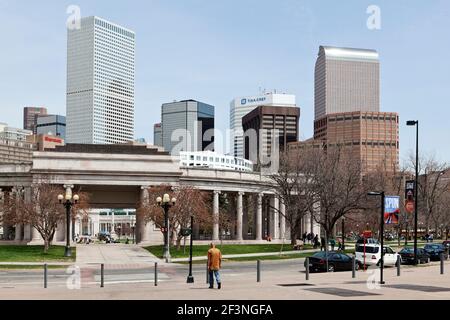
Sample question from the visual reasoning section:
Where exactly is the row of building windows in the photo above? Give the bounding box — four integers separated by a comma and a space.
328, 115, 398, 122
95, 27, 135, 50
95, 31, 135, 53
95, 35, 134, 58
95, 18, 135, 39
325, 141, 399, 148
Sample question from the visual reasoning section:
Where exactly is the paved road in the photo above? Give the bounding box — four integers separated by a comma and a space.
1, 261, 449, 300
0, 258, 307, 289
0, 256, 418, 290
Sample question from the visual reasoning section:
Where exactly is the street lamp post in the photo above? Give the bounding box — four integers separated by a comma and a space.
187, 215, 194, 283
157, 194, 176, 263
368, 191, 385, 285
341, 217, 345, 251
407, 120, 419, 265
58, 187, 79, 257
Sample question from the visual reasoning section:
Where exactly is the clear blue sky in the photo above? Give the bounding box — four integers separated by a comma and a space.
1, 0, 449, 164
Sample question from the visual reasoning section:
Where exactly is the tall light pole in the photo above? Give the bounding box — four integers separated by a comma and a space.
368, 191, 385, 285
187, 215, 194, 283
157, 194, 176, 263
58, 186, 79, 257
407, 120, 419, 265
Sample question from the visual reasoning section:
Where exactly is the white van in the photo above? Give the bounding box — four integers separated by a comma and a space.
355, 244, 399, 267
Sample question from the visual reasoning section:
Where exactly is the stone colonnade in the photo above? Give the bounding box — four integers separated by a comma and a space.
2, 184, 319, 244
135, 187, 319, 243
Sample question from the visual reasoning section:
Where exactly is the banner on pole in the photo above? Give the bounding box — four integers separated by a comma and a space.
384, 196, 400, 224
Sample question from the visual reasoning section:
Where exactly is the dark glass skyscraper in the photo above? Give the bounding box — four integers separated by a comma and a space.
161, 100, 214, 155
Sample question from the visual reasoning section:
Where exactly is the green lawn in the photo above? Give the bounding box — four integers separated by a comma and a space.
0, 265, 68, 270
0, 246, 76, 262
145, 243, 314, 259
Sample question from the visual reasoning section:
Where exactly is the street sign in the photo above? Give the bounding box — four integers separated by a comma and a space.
405, 180, 415, 215
405, 180, 415, 200
363, 230, 372, 238
384, 196, 400, 224
405, 200, 415, 214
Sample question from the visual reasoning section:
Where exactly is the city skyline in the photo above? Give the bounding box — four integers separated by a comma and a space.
0, 1, 449, 163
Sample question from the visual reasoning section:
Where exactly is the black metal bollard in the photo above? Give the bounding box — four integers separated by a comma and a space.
352, 256, 356, 279
44, 264, 48, 289
155, 262, 158, 286
397, 256, 401, 277
257, 260, 261, 283
305, 257, 309, 281
100, 264, 104, 288
441, 254, 445, 275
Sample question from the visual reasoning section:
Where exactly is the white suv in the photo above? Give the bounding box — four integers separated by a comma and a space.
355, 244, 399, 267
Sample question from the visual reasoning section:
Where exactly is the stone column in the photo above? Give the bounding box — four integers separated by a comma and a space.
56, 223, 65, 242
273, 196, 279, 239
256, 193, 263, 241
13, 188, 24, 241
236, 192, 244, 241
138, 186, 150, 243
23, 187, 32, 242
23, 225, 32, 241
213, 191, 220, 241
269, 196, 279, 239
280, 200, 286, 240
14, 224, 23, 241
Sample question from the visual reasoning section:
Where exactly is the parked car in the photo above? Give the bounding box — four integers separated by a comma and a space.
355, 237, 380, 247
98, 232, 119, 244
355, 244, 399, 267
304, 251, 361, 273
424, 243, 449, 260
399, 247, 430, 264
442, 241, 450, 251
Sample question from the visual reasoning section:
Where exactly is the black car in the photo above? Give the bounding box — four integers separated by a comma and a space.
424, 244, 449, 261
399, 247, 430, 264
305, 251, 360, 273
442, 241, 450, 251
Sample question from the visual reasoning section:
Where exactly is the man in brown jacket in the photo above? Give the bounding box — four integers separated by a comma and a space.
207, 243, 222, 289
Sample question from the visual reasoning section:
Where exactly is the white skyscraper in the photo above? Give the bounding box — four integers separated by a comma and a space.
230, 93, 296, 158
66, 16, 135, 144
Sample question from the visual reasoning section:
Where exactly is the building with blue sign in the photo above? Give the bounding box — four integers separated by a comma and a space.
230, 92, 296, 158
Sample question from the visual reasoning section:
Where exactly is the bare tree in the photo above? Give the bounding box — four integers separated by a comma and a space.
408, 153, 450, 234
270, 149, 316, 245
18, 184, 90, 252
138, 185, 212, 249
308, 145, 368, 239
431, 177, 450, 239
366, 161, 414, 244
171, 186, 212, 249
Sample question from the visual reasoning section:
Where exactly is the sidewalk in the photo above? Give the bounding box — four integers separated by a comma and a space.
75, 244, 160, 266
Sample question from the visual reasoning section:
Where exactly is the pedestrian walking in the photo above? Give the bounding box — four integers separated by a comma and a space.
207, 243, 222, 290
330, 238, 336, 251
313, 235, 319, 249
320, 237, 326, 251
